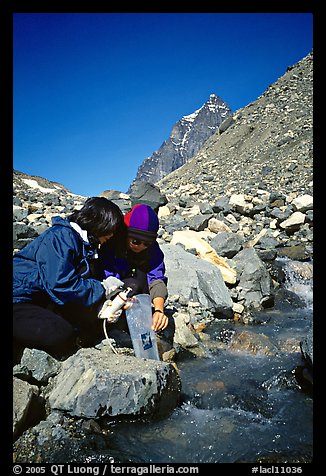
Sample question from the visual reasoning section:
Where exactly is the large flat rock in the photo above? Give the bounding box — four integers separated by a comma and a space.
47, 348, 181, 419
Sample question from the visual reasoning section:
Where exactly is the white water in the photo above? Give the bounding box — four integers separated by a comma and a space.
281, 257, 313, 310
95, 260, 313, 463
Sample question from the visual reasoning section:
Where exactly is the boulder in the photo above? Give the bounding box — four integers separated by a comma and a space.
47, 347, 181, 419
13, 377, 39, 438
161, 243, 234, 318
170, 230, 237, 284
232, 248, 274, 309
129, 182, 168, 212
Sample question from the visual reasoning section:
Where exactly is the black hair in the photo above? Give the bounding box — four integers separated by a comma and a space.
68, 197, 124, 243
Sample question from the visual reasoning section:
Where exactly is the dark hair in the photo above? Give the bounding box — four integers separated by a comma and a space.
68, 197, 124, 241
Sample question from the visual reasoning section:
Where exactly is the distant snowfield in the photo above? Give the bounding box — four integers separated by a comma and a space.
22, 178, 60, 193
22, 178, 85, 198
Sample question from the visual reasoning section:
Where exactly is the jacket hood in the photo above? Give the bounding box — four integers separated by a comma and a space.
52, 216, 89, 243
51, 216, 72, 227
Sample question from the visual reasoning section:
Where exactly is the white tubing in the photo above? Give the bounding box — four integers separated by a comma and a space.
103, 319, 118, 354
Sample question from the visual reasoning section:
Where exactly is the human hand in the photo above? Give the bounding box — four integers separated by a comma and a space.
101, 276, 124, 298
152, 310, 168, 332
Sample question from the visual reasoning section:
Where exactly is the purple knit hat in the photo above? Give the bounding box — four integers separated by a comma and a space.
124, 204, 159, 241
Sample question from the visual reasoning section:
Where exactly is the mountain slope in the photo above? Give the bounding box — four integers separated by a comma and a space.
157, 52, 313, 201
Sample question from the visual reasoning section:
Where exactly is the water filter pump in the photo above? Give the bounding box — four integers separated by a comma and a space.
100, 287, 133, 321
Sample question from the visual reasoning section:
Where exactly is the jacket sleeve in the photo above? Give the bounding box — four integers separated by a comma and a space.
98, 244, 128, 281
149, 279, 168, 301
36, 227, 105, 307
147, 245, 168, 301
147, 243, 168, 286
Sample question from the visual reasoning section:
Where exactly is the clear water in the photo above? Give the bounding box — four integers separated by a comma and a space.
102, 339, 312, 463
92, 260, 314, 463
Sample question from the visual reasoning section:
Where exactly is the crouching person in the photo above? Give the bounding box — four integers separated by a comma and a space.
98, 204, 175, 361
13, 197, 125, 362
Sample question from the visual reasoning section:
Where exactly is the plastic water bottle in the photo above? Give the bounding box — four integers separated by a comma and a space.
125, 294, 160, 360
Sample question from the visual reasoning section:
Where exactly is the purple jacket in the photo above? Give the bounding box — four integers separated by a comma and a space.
98, 240, 168, 288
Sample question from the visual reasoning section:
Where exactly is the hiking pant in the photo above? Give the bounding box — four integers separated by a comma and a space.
13, 301, 103, 362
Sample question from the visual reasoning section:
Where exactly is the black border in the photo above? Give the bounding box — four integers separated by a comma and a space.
3, 1, 318, 472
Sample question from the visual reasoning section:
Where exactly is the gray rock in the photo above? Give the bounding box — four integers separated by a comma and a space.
188, 213, 213, 231
210, 231, 244, 258
129, 181, 168, 211
14, 348, 62, 384
300, 325, 313, 367
232, 248, 274, 309
47, 348, 181, 419
161, 243, 233, 318
13, 377, 39, 438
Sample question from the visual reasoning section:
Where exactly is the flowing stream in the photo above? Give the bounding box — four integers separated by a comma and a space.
88, 259, 313, 464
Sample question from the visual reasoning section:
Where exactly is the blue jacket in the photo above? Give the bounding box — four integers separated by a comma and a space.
13, 216, 105, 307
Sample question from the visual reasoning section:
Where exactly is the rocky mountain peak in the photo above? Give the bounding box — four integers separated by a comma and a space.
158, 51, 313, 202
181, 93, 228, 123
128, 93, 232, 193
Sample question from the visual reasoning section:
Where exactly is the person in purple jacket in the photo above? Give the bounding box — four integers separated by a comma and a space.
98, 204, 175, 357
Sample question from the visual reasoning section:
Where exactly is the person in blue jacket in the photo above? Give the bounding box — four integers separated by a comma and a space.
13, 197, 125, 362
98, 203, 175, 358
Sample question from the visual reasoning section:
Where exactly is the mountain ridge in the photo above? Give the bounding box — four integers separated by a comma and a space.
13, 169, 71, 194
157, 51, 313, 201
14, 51, 312, 207
128, 93, 232, 192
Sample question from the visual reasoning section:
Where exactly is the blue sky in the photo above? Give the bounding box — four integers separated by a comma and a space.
13, 12, 313, 197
